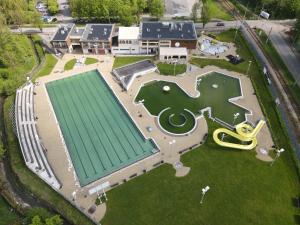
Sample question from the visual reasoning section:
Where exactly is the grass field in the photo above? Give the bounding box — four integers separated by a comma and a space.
102, 118, 299, 225
64, 59, 76, 71
85, 57, 98, 65
210, 0, 233, 21
0, 196, 20, 225
33, 54, 58, 80
136, 72, 248, 128
113, 56, 154, 68
157, 63, 187, 75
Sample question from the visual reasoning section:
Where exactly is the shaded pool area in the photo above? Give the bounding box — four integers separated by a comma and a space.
46, 70, 156, 186
136, 72, 250, 133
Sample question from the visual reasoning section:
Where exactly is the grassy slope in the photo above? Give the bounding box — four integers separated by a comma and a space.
102, 118, 299, 225
33, 54, 58, 80
64, 59, 76, 71
210, 0, 233, 21
254, 29, 300, 106
113, 56, 154, 68
0, 35, 37, 95
3, 96, 94, 225
0, 196, 20, 225
85, 57, 98, 65
157, 63, 187, 75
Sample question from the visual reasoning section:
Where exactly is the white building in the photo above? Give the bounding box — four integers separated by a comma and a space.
112, 27, 144, 55
159, 47, 188, 62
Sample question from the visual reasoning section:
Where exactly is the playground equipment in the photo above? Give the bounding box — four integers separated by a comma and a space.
213, 120, 265, 150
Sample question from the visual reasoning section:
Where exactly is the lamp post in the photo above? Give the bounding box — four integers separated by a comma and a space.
233, 112, 240, 125
200, 186, 210, 204
173, 60, 178, 76
246, 60, 252, 75
169, 140, 176, 158
271, 148, 285, 166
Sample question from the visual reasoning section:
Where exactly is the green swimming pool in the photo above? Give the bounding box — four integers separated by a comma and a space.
46, 70, 156, 186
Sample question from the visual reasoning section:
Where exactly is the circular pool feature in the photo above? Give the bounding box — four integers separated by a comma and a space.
163, 85, 170, 92
158, 108, 197, 135
168, 113, 187, 127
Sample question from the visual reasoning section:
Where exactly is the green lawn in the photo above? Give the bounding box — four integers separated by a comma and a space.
157, 63, 187, 75
102, 118, 299, 225
113, 56, 154, 68
85, 57, 98, 65
64, 58, 76, 71
33, 54, 58, 81
0, 196, 20, 225
254, 28, 300, 106
210, 0, 233, 21
136, 73, 249, 127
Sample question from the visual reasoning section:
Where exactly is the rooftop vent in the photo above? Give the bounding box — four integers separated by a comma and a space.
147, 28, 150, 32
61, 30, 65, 35
75, 28, 79, 33
181, 34, 184, 38
157, 28, 160, 32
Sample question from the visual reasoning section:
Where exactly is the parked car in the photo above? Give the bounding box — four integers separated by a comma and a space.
42, 16, 57, 23
216, 22, 225, 27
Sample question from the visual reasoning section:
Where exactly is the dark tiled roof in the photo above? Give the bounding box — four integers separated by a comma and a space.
52, 24, 74, 41
81, 24, 113, 42
113, 60, 156, 87
141, 21, 197, 40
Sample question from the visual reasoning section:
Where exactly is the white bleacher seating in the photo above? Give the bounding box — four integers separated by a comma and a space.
15, 82, 61, 190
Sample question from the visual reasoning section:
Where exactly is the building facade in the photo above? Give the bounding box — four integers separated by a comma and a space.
51, 21, 197, 56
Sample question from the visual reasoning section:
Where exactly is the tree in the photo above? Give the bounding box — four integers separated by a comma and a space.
201, 0, 211, 28
135, 0, 147, 22
191, 2, 201, 22
119, 4, 135, 26
30, 216, 44, 225
45, 215, 63, 225
149, 0, 164, 18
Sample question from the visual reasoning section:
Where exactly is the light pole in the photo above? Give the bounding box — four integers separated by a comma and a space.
173, 60, 177, 76
169, 140, 176, 158
200, 186, 210, 204
246, 60, 252, 75
233, 112, 240, 125
271, 148, 285, 166
266, 27, 272, 44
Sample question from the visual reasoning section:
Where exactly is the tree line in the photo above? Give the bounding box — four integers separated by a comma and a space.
69, 0, 164, 25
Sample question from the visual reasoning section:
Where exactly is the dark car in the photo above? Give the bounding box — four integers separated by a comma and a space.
216, 22, 225, 27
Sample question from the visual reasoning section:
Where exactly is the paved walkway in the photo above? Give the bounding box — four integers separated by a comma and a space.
33, 54, 274, 223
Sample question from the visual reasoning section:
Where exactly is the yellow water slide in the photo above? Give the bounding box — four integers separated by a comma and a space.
213, 120, 265, 150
